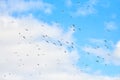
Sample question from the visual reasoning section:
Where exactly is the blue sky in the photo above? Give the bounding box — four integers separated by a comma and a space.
0, 0, 120, 80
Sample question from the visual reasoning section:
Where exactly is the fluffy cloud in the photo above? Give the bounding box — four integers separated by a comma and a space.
0, 0, 120, 79
0, 14, 120, 80
0, 15, 77, 80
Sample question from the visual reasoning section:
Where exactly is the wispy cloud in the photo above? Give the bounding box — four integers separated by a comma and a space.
0, 0, 54, 15
82, 38, 120, 65
82, 45, 112, 64
104, 21, 117, 31
73, 0, 98, 16
89, 38, 105, 44
65, 0, 72, 7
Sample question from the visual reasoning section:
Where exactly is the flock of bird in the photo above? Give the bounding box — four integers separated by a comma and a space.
2, 3, 113, 78
16, 22, 111, 68
2, 21, 112, 80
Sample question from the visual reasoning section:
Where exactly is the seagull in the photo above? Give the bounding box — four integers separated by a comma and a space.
78, 27, 81, 31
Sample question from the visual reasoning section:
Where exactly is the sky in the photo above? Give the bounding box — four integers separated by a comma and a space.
0, 0, 120, 80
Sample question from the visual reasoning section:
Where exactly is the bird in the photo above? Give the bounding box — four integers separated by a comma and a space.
53, 42, 56, 45
72, 28, 75, 31
60, 43, 62, 46
77, 1, 80, 4
104, 40, 107, 43
72, 24, 75, 27
37, 54, 40, 56
78, 27, 81, 31
26, 54, 29, 56
97, 56, 100, 58
64, 51, 67, 53
87, 52, 90, 55
96, 60, 99, 63
105, 64, 107, 66
104, 45, 109, 49
71, 46, 74, 48
61, 10, 64, 13
38, 48, 41, 50
46, 40, 49, 43
18, 32, 21, 35
37, 64, 40, 66
66, 41, 69, 44
23, 36, 26, 39
25, 29, 28, 31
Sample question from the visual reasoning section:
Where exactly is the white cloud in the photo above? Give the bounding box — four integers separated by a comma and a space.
104, 21, 117, 31
0, 0, 54, 15
0, 15, 120, 80
65, 0, 72, 7
0, 0, 120, 79
113, 41, 120, 61
73, 0, 98, 16
82, 45, 112, 64
99, 0, 110, 8
89, 38, 105, 44
0, 73, 23, 80
0, 15, 77, 80
111, 14, 117, 19
82, 39, 120, 65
